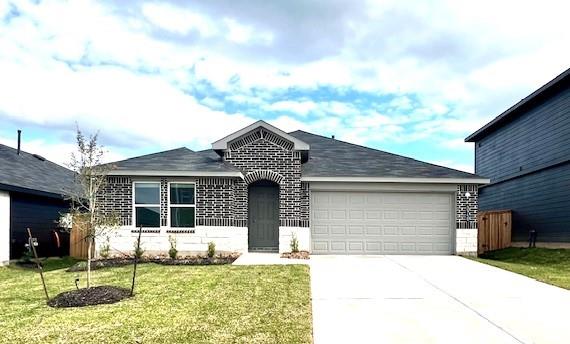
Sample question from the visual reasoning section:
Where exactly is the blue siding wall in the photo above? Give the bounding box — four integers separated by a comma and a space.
476, 85, 570, 180
10, 192, 70, 259
475, 81, 570, 242
479, 163, 570, 242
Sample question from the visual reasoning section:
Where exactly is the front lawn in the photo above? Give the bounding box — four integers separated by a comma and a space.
0, 259, 312, 343
474, 247, 570, 290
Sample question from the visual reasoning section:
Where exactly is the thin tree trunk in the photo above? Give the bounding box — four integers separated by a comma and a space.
87, 237, 92, 289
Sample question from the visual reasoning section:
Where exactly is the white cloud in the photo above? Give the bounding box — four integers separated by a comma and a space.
142, 3, 218, 37
0, 134, 125, 167
265, 100, 318, 116
0, 0, 568, 165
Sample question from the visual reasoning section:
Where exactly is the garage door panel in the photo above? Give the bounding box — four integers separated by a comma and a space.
330, 210, 347, 220
348, 241, 364, 252
330, 225, 346, 235
365, 241, 382, 252
311, 191, 453, 255
348, 225, 364, 235
330, 241, 347, 252
400, 226, 416, 235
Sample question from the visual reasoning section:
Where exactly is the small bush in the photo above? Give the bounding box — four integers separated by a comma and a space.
207, 241, 215, 258
99, 237, 110, 259
133, 240, 145, 260
168, 235, 178, 260
290, 233, 299, 253
20, 244, 34, 263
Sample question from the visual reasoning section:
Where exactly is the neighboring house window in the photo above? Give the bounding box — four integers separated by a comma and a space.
134, 182, 160, 228
169, 182, 195, 228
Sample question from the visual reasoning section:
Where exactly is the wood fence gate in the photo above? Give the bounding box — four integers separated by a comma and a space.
69, 225, 92, 259
477, 210, 512, 255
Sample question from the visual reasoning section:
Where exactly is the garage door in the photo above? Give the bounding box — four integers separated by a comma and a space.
311, 192, 454, 255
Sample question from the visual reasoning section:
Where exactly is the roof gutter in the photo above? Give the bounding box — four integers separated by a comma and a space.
301, 176, 491, 184
107, 170, 244, 178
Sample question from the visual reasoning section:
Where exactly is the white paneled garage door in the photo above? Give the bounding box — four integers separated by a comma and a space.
311, 191, 454, 255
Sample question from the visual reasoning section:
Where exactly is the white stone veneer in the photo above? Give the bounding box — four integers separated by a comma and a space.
279, 227, 310, 254
456, 227, 478, 256
97, 226, 248, 257
0, 191, 9, 265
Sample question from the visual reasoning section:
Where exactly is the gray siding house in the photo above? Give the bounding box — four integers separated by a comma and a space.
466, 67, 570, 244
98, 121, 488, 256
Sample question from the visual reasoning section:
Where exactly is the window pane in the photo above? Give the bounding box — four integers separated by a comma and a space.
170, 207, 195, 228
135, 183, 160, 204
135, 207, 160, 227
170, 183, 195, 205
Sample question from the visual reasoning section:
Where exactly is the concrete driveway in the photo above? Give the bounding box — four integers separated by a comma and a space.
311, 255, 570, 344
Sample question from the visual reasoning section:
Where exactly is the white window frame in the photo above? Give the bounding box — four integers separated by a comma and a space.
132, 181, 161, 228
167, 181, 196, 228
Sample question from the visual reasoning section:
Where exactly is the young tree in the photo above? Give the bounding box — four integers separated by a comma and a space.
67, 128, 119, 288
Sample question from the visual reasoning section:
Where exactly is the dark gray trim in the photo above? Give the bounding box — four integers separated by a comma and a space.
0, 183, 67, 200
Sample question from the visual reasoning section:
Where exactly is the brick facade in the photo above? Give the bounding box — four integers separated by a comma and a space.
96, 127, 479, 255
97, 176, 132, 226
456, 184, 478, 229
223, 128, 308, 228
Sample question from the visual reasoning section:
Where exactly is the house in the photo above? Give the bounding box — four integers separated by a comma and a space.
0, 131, 75, 265
97, 120, 488, 257
466, 67, 570, 245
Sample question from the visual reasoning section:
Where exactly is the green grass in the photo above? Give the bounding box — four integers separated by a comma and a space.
0, 258, 312, 344
473, 247, 570, 290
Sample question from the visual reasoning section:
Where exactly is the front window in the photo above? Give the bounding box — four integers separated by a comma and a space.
169, 183, 195, 227
134, 182, 160, 227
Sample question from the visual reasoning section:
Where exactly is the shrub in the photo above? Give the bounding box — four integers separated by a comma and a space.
207, 241, 215, 258
168, 235, 178, 260
99, 237, 110, 259
290, 233, 299, 253
133, 240, 145, 260
20, 243, 34, 263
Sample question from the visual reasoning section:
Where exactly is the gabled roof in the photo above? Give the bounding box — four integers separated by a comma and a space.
0, 143, 76, 198
102, 126, 487, 183
466, 66, 570, 142
212, 120, 310, 151
289, 131, 487, 182
107, 147, 242, 177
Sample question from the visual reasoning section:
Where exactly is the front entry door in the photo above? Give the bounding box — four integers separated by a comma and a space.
248, 181, 279, 251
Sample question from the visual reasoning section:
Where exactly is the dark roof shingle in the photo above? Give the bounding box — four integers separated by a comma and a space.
108, 147, 239, 173
289, 131, 482, 179
0, 144, 75, 198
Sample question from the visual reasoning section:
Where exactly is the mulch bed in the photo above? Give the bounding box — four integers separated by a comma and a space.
47, 286, 131, 308
281, 251, 310, 259
67, 254, 240, 272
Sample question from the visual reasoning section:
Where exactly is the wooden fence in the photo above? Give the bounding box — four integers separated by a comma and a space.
69, 225, 92, 259
477, 210, 512, 255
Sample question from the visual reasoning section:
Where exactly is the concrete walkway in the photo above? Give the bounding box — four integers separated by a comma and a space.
232, 252, 309, 265
311, 255, 570, 344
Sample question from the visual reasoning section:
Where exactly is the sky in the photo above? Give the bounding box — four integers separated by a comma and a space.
0, 0, 569, 173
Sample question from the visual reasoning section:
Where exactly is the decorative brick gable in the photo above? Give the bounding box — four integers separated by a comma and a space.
224, 130, 308, 227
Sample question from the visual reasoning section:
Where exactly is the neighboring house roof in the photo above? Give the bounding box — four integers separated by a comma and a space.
212, 120, 310, 151
289, 131, 486, 182
0, 143, 76, 199
465, 66, 570, 142
107, 147, 242, 177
